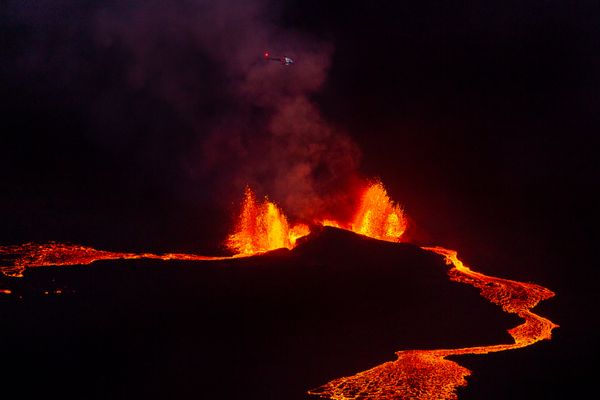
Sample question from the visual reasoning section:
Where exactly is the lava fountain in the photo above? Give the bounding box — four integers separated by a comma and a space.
351, 181, 407, 242
226, 187, 309, 255
225, 181, 408, 256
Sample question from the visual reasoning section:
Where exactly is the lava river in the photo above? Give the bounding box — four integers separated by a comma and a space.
308, 246, 558, 399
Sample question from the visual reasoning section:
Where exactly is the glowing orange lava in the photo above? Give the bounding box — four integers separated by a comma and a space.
0, 180, 558, 400
350, 182, 407, 242
321, 219, 342, 228
226, 187, 310, 256
0, 187, 313, 276
308, 246, 558, 399
0, 242, 227, 278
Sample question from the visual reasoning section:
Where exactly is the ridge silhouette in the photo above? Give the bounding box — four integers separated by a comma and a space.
0, 227, 517, 399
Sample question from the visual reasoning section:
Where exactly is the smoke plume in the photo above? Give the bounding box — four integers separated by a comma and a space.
6, 0, 361, 222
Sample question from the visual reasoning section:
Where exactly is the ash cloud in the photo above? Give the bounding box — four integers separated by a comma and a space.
5, 0, 361, 221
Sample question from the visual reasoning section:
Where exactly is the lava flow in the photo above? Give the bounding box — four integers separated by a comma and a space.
308, 246, 558, 399
0, 182, 400, 277
0, 188, 310, 278
0, 242, 228, 278
0, 181, 558, 400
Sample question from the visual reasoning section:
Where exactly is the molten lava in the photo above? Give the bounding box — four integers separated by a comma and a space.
0, 180, 558, 400
224, 181, 407, 256
226, 187, 309, 256
0, 187, 315, 276
308, 247, 558, 399
0, 242, 227, 278
351, 182, 407, 242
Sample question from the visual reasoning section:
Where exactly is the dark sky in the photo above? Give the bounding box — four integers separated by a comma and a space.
1, 0, 597, 285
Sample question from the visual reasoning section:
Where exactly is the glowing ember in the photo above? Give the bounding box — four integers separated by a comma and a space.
308, 246, 558, 399
351, 182, 407, 242
226, 187, 310, 256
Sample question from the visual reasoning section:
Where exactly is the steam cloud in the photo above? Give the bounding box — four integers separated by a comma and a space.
7, 0, 361, 221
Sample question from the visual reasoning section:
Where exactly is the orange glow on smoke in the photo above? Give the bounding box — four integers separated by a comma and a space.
350, 182, 407, 242
226, 187, 310, 256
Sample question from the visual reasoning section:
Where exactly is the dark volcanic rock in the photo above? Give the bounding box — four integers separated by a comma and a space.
0, 228, 518, 399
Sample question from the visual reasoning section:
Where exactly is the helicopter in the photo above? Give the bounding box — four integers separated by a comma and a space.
263, 50, 294, 66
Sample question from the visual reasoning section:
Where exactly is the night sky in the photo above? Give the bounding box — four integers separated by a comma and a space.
1, 1, 598, 397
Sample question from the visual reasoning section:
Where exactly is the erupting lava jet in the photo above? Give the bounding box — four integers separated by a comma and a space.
264, 50, 294, 65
